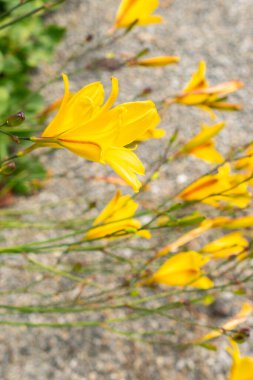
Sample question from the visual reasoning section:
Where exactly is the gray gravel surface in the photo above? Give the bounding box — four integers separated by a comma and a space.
1, 0, 253, 379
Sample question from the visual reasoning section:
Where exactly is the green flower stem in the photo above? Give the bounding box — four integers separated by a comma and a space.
26, 257, 85, 283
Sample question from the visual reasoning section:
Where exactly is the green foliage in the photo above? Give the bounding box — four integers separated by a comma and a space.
0, 0, 65, 195
4, 155, 48, 195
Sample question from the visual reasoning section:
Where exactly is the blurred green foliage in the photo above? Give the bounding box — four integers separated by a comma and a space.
0, 0, 65, 197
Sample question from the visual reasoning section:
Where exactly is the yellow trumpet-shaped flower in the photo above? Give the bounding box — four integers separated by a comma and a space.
180, 122, 225, 164
167, 61, 243, 117
113, 0, 163, 29
201, 232, 248, 259
129, 55, 180, 67
85, 190, 151, 240
150, 251, 213, 289
179, 163, 251, 209
31, 74, 161, 192
227, 340, 253, 380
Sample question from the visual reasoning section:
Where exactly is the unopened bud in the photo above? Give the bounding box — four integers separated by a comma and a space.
6, 112, 25, 127
139, 87, 152, 97
86, 34, 93, 42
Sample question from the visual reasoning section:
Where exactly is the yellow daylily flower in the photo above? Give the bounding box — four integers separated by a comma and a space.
113, 0, 163, 29
129, 55, 180, 67
29, 74, 161, 192
227, 340, 253, 380
179, 122, 225, 164
201, 232, 248, 259
178, 163, 251, 209
166, 61, 243, 117
150, 251, 213, 289
197, 303, 253, 343
85, 190, 151, 240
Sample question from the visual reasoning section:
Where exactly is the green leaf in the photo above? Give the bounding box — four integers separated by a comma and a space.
44, 24, 65, 44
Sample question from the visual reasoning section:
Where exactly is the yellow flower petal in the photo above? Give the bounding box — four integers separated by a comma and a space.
183, 60, 208, 93
85, 219, 141, 240
42, 73, 70, 137
137, 229, 152, 239
189, 141, 224, 164
99, 76, 119, 114
85, 190, 149, 240
94, 190, 138, 225
114, 101, 161, 147
59, 140, 102, 162
59, 108, 120, 146
139, 126, 165, 141
132, 56, 180, 67
202, 232, 248, 259
114, 0, 163, 28
104, 147, 145, 191
181, 122, 225, 153
152, 251, 213, 289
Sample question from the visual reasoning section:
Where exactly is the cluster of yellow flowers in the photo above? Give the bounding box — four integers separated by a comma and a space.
28, 0, 251, 292
166, 61, 243, 118
17, 1, 252, 376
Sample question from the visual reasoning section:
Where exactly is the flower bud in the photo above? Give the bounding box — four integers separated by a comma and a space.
231, 327, 250, 344
5, 112, 25, 127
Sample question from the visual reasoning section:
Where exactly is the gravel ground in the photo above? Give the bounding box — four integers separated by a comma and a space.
1, 0, 253, 379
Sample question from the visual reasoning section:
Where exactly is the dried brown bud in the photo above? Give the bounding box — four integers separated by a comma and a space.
231, 327, 250, 344
11, 135, 20, 144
